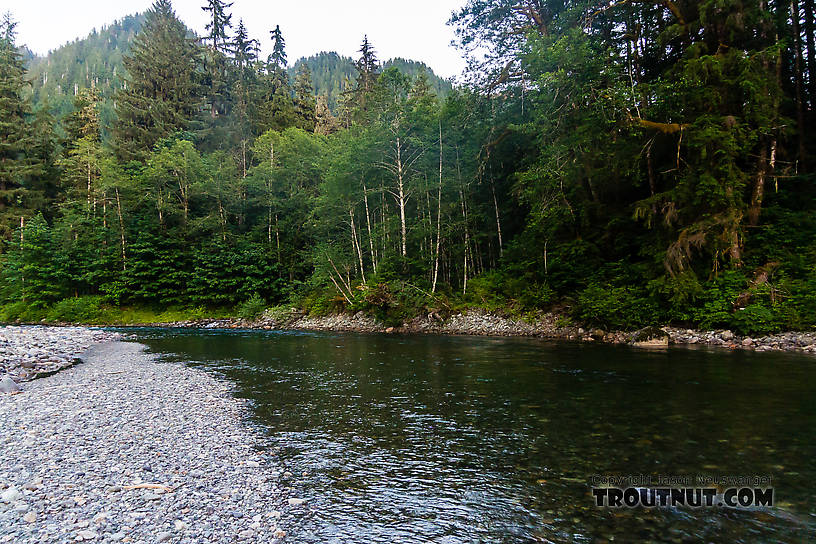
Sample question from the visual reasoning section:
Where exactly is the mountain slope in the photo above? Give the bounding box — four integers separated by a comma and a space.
24, 13, 453, 119
289, 53, 452, 111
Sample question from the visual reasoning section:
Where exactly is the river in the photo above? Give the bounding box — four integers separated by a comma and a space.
127, 328, 815, 542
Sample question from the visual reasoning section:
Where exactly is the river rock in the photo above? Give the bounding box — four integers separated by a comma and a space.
0, 375, 21, 393
631, 327, 669, 348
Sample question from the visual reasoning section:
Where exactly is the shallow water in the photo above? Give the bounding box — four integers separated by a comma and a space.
126, 328, 815, 542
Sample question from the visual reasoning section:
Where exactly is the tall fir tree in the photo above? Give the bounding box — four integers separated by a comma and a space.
232, 19, 258, 71
255, 24, 295, 132
343, 35, 380, 123
293, 64, 316, 132
113, 0, 202, 162
201, 0, 233, 52
201, 0, 234, 122
0, 12, 42, 239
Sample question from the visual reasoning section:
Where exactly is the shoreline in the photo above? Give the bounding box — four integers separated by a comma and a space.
0, 341, 297, 542
16, 308, 815, 356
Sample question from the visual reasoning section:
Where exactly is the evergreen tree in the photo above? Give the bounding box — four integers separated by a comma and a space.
201, 0, 233, 52
268, 25, 287, 73
0, 13, 42, 239
64, 87, 102, 145
344, 35, 380, 123
255, 25, 295, 132
113, 0, 202, 162
232, 19, 258, 70
294, 64, 316, 132
201, 0, 234, 123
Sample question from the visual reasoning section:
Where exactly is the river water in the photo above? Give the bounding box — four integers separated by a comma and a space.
128, 328, 815, 542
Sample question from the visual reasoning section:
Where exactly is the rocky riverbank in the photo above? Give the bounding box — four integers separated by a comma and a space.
0, 326, 123, 382
0, 341, 302, 542
133, 309, 816, 356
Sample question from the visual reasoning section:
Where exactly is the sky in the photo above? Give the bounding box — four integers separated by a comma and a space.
4, 0, 468, 79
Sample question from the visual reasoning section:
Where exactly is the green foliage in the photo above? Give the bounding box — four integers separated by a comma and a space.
47, 296, 110, 323
577, 284, 660, 330
237, 293, 266, 320
0, 1, 813, 337
1, 214, 65, 307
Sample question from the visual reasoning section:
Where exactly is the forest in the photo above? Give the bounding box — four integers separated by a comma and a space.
0, 0, 815, 335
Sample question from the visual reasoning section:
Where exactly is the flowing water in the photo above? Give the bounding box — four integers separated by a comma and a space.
126, 328, 815, 542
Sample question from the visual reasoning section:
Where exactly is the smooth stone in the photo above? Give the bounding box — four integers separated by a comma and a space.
157, 532, 172, 542
0, 375, 20, 393
1, 486, 21, 503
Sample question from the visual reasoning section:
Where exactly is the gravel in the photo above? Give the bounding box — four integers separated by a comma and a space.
0, 326, 123, 382
0, 341, 293, 543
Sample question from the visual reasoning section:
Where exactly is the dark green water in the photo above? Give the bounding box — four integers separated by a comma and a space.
128, 328, 815, 543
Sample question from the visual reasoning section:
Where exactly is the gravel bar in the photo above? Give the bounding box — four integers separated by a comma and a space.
0, 341, 297, 543
0, 326, 123, 382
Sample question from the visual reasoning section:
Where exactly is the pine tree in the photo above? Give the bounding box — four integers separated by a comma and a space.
344, 35, 380, 123
268, 25, 287, 72
202, 0, 233, 53
232, 19, 258, 71
0, 12, 42, 239
201, 0, 234, 122
294, 64, 316, 132
255, 24, 295, 132
64, 87, 102, 144
60, 89, 105, 216
113, 0, 202, 162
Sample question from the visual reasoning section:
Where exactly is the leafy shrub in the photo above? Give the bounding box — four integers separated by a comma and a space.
691, 270, 749, 330
237, 294, 266, 320
729, 304, 782, 336
0, 301, 48, 323
47, 296, 110, 324
576, 283, 660, 329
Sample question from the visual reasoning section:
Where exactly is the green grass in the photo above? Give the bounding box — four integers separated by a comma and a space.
0, 297, 235, 326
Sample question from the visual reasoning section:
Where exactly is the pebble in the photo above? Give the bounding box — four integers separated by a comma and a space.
0, 326, 122, 382
0, 338, 293, 543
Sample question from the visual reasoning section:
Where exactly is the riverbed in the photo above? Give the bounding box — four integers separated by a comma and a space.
129, 327, 815, 543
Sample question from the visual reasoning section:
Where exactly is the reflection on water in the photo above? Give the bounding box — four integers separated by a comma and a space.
127, 328, 815, 542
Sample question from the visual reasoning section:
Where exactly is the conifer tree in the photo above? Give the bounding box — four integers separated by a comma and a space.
232, 19, 258, 71
344, 35, 380, 123
202, 0, 233, 52
64, 87, 102, 145
255, 24, 295, 132
0, 12, 42, 238
113, 0, 202, 162
201, 0, 234, 122
268, 25, 287, 73
294, 64, 316, 132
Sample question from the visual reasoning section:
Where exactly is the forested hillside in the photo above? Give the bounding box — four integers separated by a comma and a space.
290, 53, 452, 112
1, 0, 815, 335
23, 14, 451, 124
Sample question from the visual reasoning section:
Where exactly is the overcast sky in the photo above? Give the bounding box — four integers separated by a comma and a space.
5, 0, 468, 79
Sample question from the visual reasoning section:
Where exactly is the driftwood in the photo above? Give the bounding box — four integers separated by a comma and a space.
123, 483, 174, 492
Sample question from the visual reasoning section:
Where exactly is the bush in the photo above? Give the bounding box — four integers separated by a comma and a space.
576, 283, 660, 329
0, 301, 47, 323
237, 294, 266, 320
47, 296, 109, 323
729, 304, 782, 336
